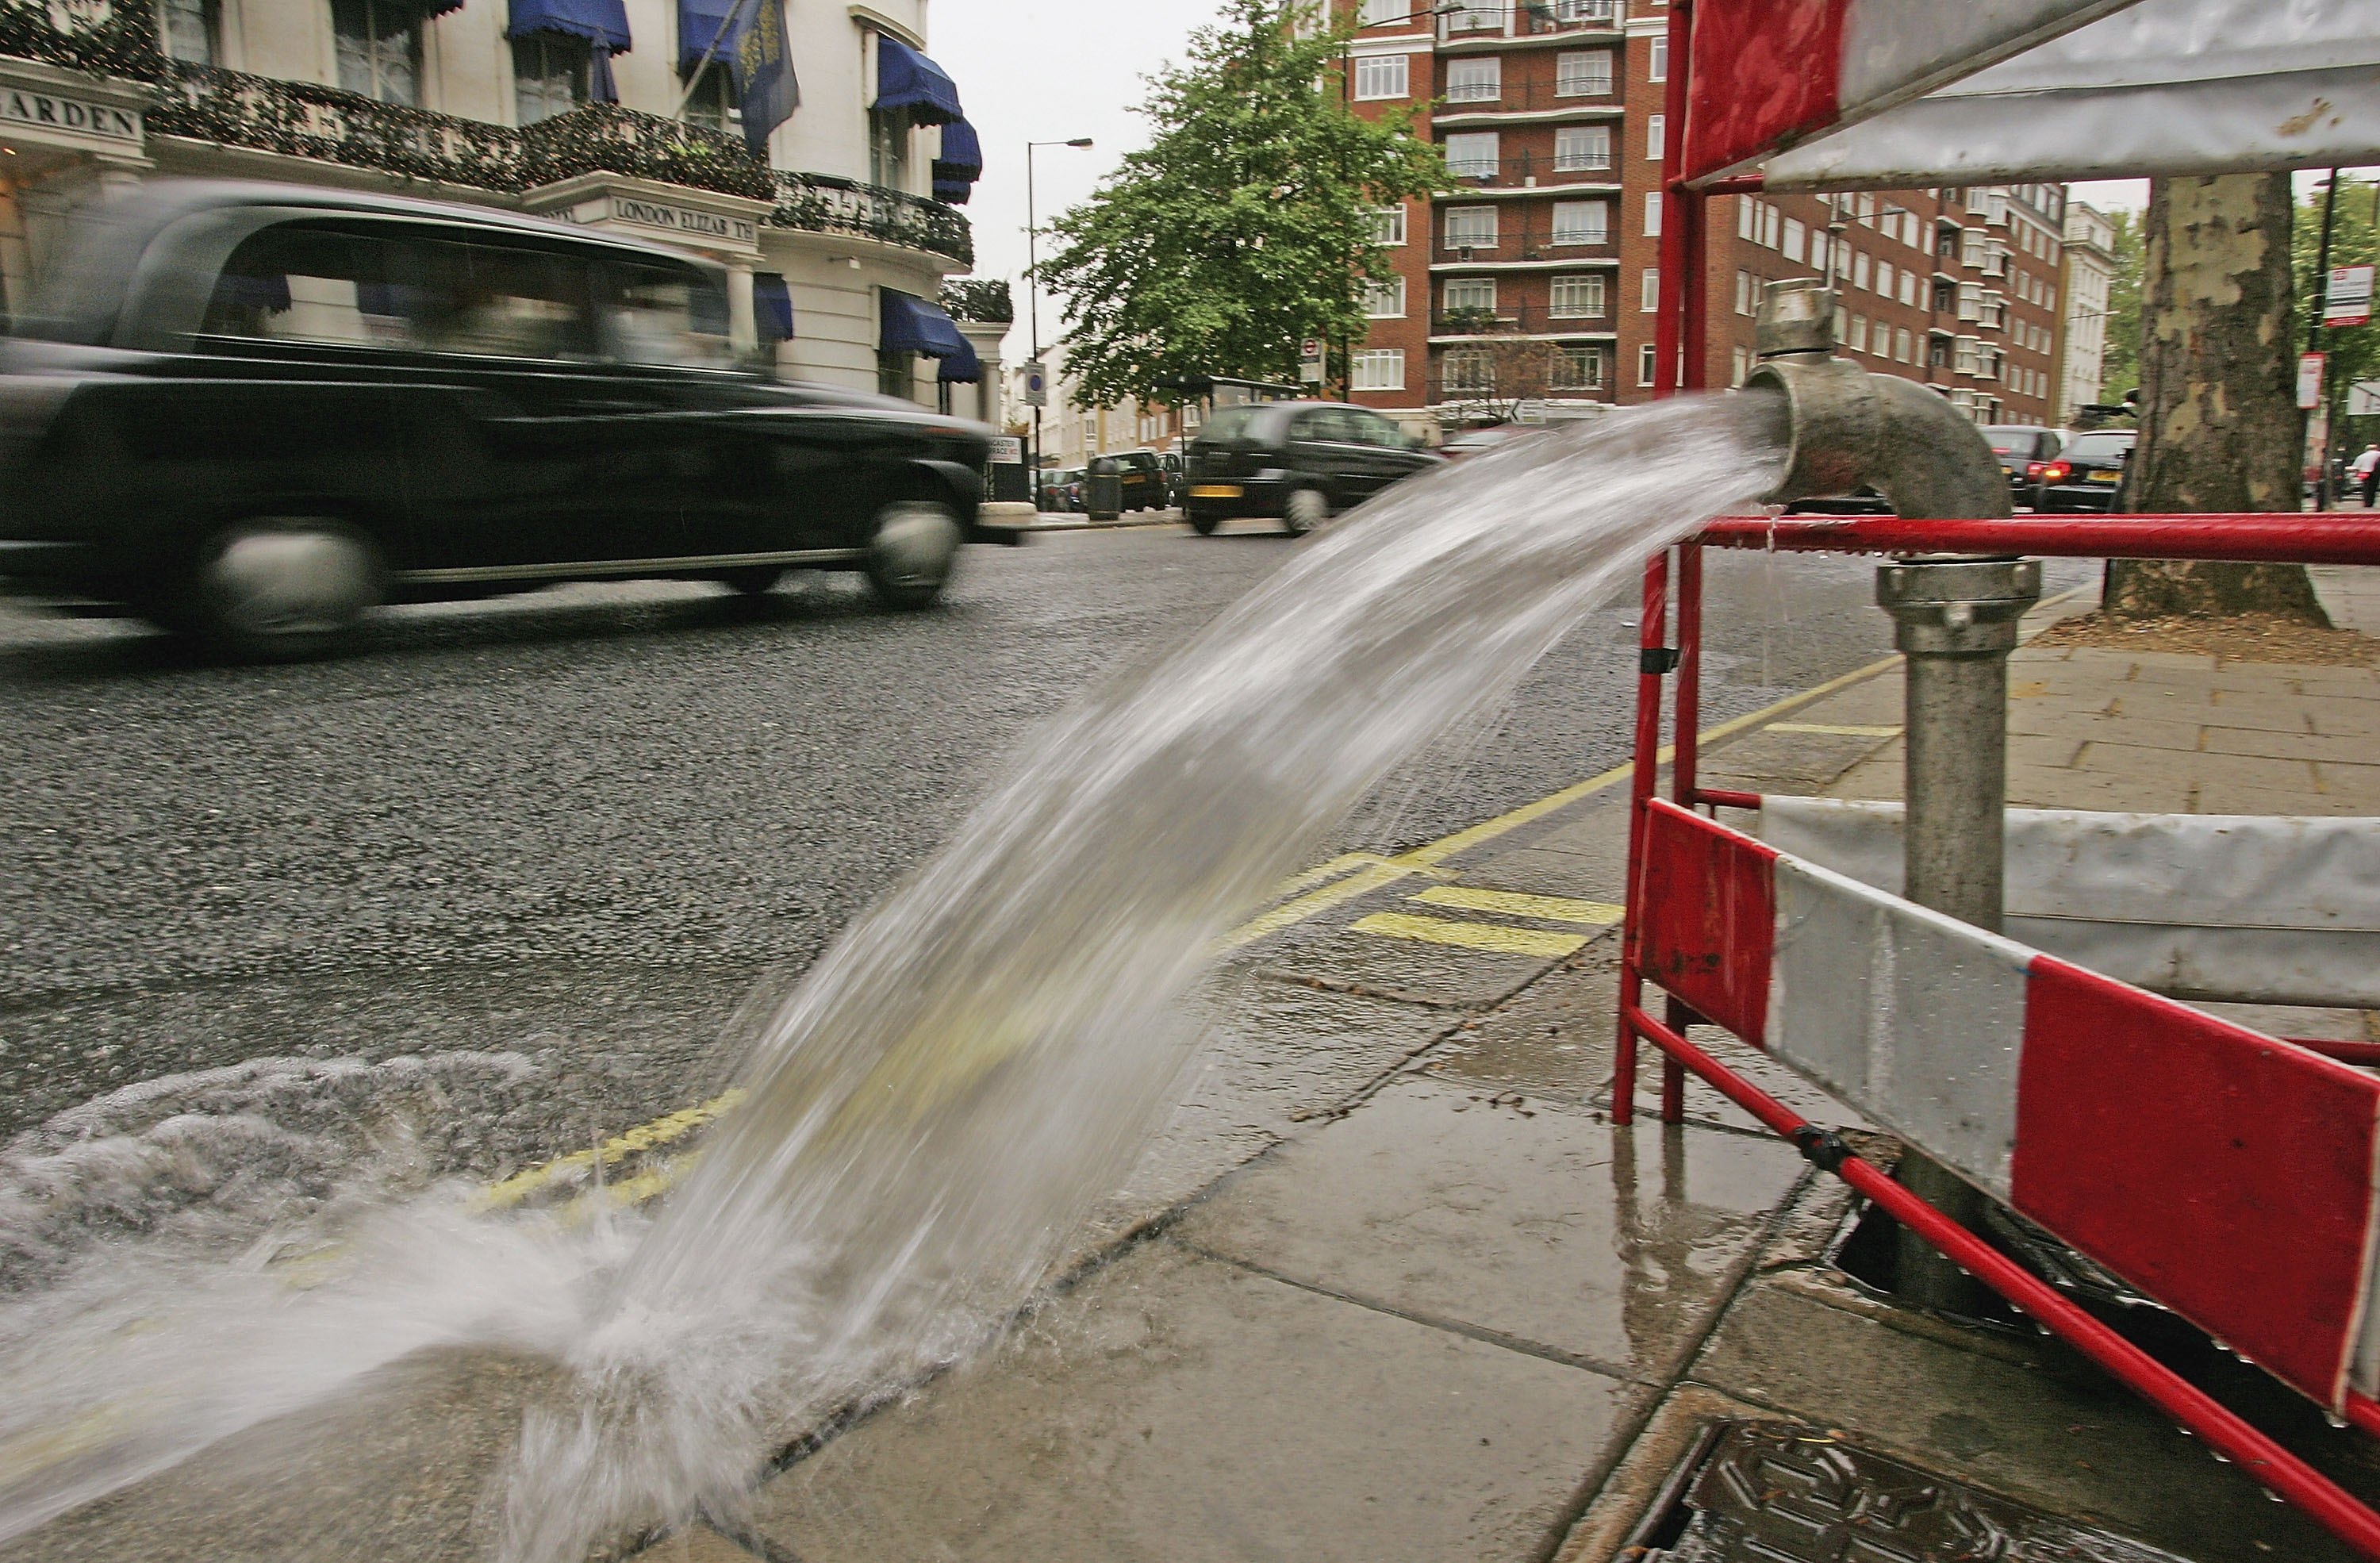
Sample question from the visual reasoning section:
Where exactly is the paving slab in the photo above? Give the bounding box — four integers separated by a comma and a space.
0, 1347, 569, 1563
749, 1239, 1632, 1563
1173, 1076, 1806, 1384
1687, 1276, 2368, 1563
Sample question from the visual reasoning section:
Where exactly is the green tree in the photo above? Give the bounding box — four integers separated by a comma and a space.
2096, 207, 2144, 405
1040, 0, 1445, 409
2294, 174, 2379, 470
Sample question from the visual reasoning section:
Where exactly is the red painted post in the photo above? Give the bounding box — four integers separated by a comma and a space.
1615, 551, 1672, 1128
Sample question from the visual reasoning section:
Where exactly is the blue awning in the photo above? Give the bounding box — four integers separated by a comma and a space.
678, 0, 740, 75
508, 0, 628, 51
754, 273, 793, 343
880, 290, 980, 382
931, 115, 981, 205
873, 35, 962, 125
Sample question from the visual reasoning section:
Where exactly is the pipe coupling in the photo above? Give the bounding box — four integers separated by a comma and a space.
1877, 558, 2042, 656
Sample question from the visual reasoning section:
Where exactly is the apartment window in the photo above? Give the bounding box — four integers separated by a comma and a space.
1957, 282, 1981, 320
1640, 265, 1659, 311
1929, 333, 1952, 368
1370, 205, 1407, 246
333, 0, 421, 105
1555, 0, 1616, 19
1782, 217, 1805, 263
1445, 132, 1499, 179
1898, 270, 1916, 306
1731, 346, 1748, 386
2045, 285, 2056, 312
1955, 336, 1980, 375
1932, 278, 1956, 313
1351, 348, 1405, 390
1760, 204, 1779, 249
1442, 2, 1500, 33
1849, 314, 1868, 353
161, 0, 218, 63
1442, 348, 1495, 391
1645, 112, 1665, 160
1445, 206, 1498, 249
1642, 190, 1663, 236
1358, 0, 1411, 22
1442, 277, 1495, 313
1875, 259, 1893, 297
1834, 305, 1849, 344
1556, 49, 1613, 95
1553, 199, 1607, 244
1365, 276, 1407, 317
1894, 327, 1912, 363
878, 348, 915, 399
1549, 274, 1605, 317
1733, 269, 1753, 317
1737, 198, 1754, 240
1856, 193, 1875, 223
1444, 57, 1500, 102
1549, 345, 1603, 390
1354, 53, 1411, 100
512, 34, 591, 125
1648, 34, 1668, 80
1851, 251, 1870, 291
1553, 124, 1610, 173
1637, 343, 1657, 386
1808, 230, 1829, 272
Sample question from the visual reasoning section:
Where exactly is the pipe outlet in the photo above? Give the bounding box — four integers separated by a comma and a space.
1742, 279, 2013, 523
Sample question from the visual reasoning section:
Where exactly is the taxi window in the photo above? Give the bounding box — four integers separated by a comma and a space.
412, 239, 597, 361
202, 226, 416, 348
1349, 410, 1407, 447
604, 263, 735, 369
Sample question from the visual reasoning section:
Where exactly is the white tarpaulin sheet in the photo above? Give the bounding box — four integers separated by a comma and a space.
1757, 0, 2380, 189
1758, 798, 2380, 1008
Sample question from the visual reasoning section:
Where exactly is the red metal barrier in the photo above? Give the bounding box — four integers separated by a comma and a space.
1696, 513, 2380, 566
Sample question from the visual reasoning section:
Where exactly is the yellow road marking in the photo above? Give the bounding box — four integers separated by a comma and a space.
1410, 885, 1624, 924
476, 1089, 747, 1212
1351, 912, 1587, 959
1770, 722, 1901, 738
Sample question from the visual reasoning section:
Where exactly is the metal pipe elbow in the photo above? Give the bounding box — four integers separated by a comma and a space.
1741, 285, 2012, 523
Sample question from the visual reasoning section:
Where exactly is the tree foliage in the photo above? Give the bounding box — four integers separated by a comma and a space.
2096, 206, 2144, 405
1040, 0, 1445, 409
2294, 173, 2379, 458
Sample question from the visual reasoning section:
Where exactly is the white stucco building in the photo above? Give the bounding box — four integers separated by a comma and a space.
0, 0, 1003, 416
2059, 201, 2117, 423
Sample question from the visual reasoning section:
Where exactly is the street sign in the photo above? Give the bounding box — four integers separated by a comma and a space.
2298, 351, 2327, 410
2326, 264, 2374, 329
2351, 379, 2380, 417
1299, 339, 1322, 361
986, 435, 1023, 464
1023, 361, 1047, 408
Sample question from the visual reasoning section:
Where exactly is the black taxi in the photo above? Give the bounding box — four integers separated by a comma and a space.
0, 181, 1004, 653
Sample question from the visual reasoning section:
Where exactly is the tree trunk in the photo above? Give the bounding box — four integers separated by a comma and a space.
2104, 174, 2329, 624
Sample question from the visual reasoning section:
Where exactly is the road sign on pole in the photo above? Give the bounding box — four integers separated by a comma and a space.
1023, 362, 1048, 408
2298, 351, 2327, 411
1299, 339, 1323, 386
2350, 379, 2380, 418
2326, 265, 2374, 329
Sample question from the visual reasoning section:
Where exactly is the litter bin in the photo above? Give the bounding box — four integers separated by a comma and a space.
1085, 458, 1123, 522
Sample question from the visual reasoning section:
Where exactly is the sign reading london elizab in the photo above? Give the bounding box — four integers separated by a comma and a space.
608, 196, 757, 248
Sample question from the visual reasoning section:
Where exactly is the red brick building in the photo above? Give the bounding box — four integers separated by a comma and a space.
1333, 0, 2067, 433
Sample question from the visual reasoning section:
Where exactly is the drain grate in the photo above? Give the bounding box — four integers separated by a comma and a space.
1638, 1420, 2195, 1561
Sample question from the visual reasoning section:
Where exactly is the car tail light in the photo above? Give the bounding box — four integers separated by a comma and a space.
2040, 462, 2071, 483
2025, 461, 2046, 478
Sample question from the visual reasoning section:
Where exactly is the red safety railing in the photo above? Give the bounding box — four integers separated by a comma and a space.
1626, 2, 2380, 1552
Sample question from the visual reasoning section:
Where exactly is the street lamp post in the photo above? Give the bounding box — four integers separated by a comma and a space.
1027, 136, 1093, 503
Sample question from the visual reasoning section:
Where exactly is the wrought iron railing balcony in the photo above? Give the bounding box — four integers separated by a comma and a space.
1434, 221, 1618, 261
1438, 2, 1623, 43
772, 171, 971, 267
1439, 148, 1622, 189
1430, 303, 1616, 336
154, 63, 528, 191
1435, 79, 1624, 115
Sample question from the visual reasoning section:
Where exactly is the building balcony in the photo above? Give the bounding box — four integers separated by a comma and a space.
1438, 2, 1624, 48
1434, 224, 1616, 263
1434, 81, 1624, 121
1441, 149, 1622, 191
1430, 303, 1614, 337
1, 2, 970, 265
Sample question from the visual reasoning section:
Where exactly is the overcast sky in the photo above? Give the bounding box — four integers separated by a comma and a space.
931, 0, 1228, 366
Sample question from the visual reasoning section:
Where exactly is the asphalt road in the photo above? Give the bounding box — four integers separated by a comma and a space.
0, 520, 2048, 1154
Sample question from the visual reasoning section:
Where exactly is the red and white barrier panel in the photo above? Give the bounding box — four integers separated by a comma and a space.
1632, 797, 2380, 1413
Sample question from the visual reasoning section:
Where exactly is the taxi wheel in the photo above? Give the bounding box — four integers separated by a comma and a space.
865, 499, 964, 609
180, 520, 382, 659
1283, 486, 1331, 536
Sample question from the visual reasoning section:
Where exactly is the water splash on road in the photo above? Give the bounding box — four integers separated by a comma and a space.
0, 394, 1787, 1558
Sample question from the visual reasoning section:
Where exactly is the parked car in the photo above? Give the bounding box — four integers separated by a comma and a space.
2032, 428, 2136, 512
1046, 468, 1087, 512
1112, 450, 1167, 511
1982, 424, 2065, 509
1157, 451, 1187, 506
0, 181, 1006, 655
1183, 401, 1441, 535
1440, 424, 1543, 461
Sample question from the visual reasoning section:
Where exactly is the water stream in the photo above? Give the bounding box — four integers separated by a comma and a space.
0, 392, 1787, 1559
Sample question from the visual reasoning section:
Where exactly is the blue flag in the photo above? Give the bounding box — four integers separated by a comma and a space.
678, 0, 797, 153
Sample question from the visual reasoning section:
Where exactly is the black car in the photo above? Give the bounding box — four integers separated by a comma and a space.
0, 180, 1006, 654
1184, 401, 1441, 535
1982, 424, 2064, 509
2033, 428, 2136, 512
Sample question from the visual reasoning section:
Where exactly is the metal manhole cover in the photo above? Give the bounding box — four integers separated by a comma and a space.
1641, 1420, 2195, 1561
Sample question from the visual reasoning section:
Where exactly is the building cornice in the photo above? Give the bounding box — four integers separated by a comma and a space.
1439, 181, 1624, 201
846, 4, 923, 48
1428, 256, 1620, 273
1432, 104, 1624, 129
